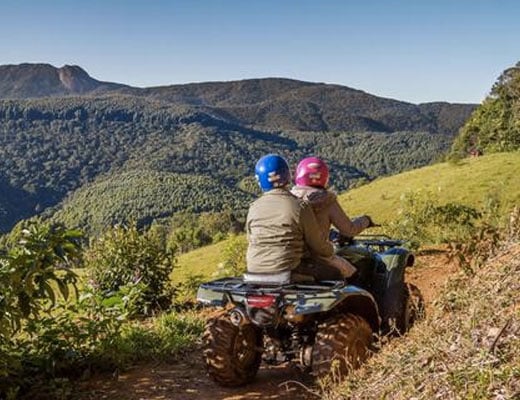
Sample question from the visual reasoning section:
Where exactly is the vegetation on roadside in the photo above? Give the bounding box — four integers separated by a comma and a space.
323, 211, 520, 400
85, 223, 176, 315
0, 221, 204, 400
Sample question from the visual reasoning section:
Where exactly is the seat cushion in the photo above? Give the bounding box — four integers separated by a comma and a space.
243, 271, 291, 285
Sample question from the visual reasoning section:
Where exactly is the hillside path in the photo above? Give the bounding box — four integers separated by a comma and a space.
77, 249, 457, 400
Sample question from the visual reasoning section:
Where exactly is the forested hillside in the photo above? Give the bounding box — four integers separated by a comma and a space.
451, 60, 520, 156
0, 64, 476, 233
123, 79, 475, 134
1, 64, 475, 134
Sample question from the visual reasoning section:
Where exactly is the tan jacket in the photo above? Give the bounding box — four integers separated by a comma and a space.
290, 185, 370, 237
246, 188, 333, 274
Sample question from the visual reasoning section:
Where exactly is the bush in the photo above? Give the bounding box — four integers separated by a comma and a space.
0, 222, 83, 396
85, 223, 176, 315
0, 222, 81, 343
387, 190, 483, 248
214, 234, 248, 277
19, 288, 128, 377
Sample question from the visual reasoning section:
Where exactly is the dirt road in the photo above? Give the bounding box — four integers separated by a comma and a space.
77, 250, 456, 400
79, 359, 316, 400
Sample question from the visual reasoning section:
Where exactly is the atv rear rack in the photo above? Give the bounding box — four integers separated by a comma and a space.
198, 277, 345, 296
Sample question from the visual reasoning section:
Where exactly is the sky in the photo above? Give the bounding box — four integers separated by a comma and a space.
1, 0, 519, 103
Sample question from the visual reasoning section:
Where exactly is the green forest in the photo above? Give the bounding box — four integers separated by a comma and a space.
0, 94, 467, 234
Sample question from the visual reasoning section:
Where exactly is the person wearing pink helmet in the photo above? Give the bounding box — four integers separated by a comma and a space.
291, 156, 374, 279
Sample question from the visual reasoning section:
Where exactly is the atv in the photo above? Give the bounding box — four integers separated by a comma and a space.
196, 232, 424, 387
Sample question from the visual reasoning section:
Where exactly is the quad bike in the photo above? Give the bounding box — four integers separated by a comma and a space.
196, 232, 424, 387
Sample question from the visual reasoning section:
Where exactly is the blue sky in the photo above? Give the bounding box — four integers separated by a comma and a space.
1, 0, 519, 103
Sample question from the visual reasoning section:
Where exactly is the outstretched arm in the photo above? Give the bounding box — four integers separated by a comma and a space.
329, 198, 370, 237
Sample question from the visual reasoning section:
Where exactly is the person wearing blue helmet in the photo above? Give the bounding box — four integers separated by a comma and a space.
245, 154, 355, 282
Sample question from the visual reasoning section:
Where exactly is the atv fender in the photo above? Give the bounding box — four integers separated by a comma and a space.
379, 248, 412, 328
288, 286, 381, 332
332, 288, 381, 332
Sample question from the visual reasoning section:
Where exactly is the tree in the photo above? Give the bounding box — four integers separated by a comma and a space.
451, 61, 520, 156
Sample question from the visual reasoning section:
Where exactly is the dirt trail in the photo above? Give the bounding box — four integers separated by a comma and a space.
79, 360, 315, 400
77, 250, 457, 400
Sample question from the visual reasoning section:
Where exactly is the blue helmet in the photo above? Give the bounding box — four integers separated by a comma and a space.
255, 154, 291, 192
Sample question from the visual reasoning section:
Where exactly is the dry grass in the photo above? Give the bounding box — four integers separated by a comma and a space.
323, 241, 520, 400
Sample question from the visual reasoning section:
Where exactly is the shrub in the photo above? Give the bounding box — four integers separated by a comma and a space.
0, 222, 81, 341
387, 190, 483, 248
0, 222, 82, 396
85, 223, 176, 315
214, 234, 248, 277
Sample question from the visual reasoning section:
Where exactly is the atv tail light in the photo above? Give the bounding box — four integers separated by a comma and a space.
246, 295, 277, 308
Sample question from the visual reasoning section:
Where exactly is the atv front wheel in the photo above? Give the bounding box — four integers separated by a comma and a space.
312, 313, 373, 379
203, 313, 262, 387
397, 283, 425, 334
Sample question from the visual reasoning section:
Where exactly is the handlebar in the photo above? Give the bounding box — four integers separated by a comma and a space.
329, 229, 404, 249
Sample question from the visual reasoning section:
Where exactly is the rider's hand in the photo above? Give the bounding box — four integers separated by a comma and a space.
363, 215, 378, 228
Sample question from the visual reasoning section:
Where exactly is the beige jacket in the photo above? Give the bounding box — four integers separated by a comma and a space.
291, 185, 370, 278
246, 188, 333, 274
290, 185, 370, 237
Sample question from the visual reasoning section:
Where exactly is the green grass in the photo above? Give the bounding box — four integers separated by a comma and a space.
174, 152, 520, 282
174, 240, 228, 283
338, 152, 520, 223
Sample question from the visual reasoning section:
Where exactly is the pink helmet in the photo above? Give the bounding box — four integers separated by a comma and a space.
295, 156, 329, 187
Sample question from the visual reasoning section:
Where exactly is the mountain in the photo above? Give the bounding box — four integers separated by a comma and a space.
122, 78, 476, 134
0, 63, 125, 98
0, 63, 477, 233
0, 64, 475, 135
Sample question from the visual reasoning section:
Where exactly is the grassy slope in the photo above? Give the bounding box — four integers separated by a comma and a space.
174, 240, 227, 283
325, 242, 520, 399
176, 152, 520, 281
338, 152, 520, 223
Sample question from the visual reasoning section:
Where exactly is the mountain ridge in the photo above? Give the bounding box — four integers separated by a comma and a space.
0, 63, 476, 134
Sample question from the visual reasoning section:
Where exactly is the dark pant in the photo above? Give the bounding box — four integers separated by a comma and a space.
337, 247, 376, 289
292, 260, 344, 282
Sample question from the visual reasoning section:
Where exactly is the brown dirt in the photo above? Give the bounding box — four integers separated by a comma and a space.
406, 247, 458, 312
76, 250, 457, 400
78, 357, 316, 400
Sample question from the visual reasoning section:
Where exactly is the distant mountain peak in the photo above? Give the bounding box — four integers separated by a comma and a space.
0, 63, 123, 98
57, 64, 99, 93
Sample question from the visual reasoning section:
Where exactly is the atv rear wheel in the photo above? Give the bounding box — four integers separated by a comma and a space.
312, 313, 373, 379
203, 313, 262, 387
397, 283, 425, 334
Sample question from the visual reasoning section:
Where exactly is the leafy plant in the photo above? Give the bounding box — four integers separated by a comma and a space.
85, 222, 176, 315
214, 234, 248, 277
387, 190, 482, 248
0, 222, 82, 396
0, 222, 81, 339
